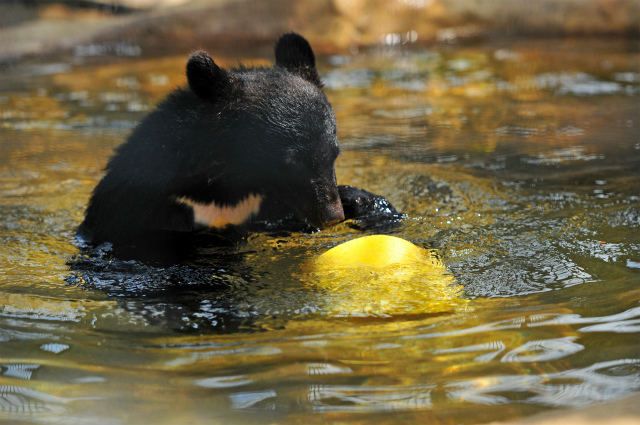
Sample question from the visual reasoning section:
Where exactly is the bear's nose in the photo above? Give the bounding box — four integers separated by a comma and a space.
320, 203, 345, 228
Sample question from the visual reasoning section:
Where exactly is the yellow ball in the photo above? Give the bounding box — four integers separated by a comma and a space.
316, 235, 429, 269
306, 235, 469, 316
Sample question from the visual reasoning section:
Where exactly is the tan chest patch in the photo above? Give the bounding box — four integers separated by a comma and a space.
177, 194, 263, 228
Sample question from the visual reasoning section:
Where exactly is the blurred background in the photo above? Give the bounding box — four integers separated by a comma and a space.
2, 0, 639, 61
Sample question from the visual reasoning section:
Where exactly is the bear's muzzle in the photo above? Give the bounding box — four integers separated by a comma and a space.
319, 202, 345, 228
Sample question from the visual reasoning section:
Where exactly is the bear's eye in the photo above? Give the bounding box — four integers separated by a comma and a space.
289, 160, 308, 173
285, 162, 310, 182
284, 155, 299, 167
283, 147, 302, 167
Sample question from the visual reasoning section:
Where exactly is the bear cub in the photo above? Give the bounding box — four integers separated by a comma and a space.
78, 33, 397, 248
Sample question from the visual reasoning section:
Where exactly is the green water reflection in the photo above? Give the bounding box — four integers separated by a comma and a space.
0, 38, 638, 424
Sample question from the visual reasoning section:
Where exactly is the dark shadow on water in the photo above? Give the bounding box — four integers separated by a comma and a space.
66, 208, 404, 333
66, 228, 261, 333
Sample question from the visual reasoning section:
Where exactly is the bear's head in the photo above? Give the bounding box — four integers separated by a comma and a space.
183, 33, 344, 229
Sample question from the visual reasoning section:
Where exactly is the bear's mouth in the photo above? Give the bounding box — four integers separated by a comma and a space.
289, 199, 344, 229
270, 182, 345, 229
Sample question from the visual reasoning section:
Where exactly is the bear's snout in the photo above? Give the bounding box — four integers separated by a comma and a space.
319, 202, 345, 228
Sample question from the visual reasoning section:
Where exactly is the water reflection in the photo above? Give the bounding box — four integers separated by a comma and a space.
447, 359, 640, 408
529, 306, 640, 332
194, 375, 253, 389
434, 341, 506, 362
228, 389, 278, 410
308, 384, 435, 412
500, 337, 584, 363
0, 385, 71, 416
0, 365, 115, 425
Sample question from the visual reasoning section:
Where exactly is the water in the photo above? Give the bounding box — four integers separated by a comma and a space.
0, 38, 639, 424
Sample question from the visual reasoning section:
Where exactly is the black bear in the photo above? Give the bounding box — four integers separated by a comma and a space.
78, 33, 396, 248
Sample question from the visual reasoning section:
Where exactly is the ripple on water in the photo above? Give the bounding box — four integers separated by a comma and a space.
446, 358, 640, 408
534, 72, 624, 96
0, 365, 117, 425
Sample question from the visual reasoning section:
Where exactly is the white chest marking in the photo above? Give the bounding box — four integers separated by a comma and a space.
178, 194, 262, 228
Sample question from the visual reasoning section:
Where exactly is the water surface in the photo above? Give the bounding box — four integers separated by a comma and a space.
0, 38, 639, 424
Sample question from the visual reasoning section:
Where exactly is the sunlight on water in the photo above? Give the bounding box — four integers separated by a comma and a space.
0, 38, 638, 424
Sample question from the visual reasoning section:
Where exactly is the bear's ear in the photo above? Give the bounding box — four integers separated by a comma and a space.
186, 50, 235, 100
275, 33, 323, 88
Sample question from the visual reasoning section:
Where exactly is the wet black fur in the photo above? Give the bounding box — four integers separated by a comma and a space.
78, 33, 397, 248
